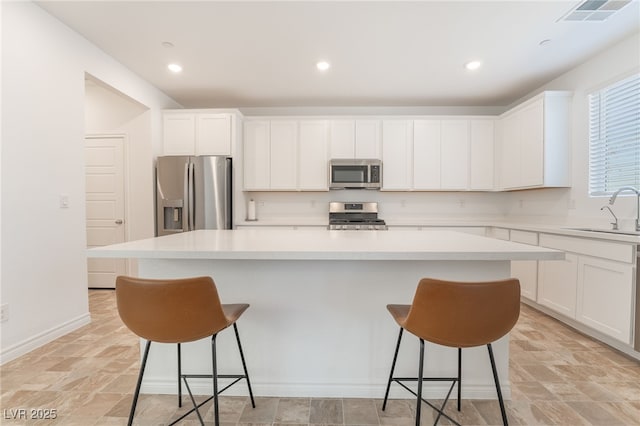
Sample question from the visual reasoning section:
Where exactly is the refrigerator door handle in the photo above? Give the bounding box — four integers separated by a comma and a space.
189, 162, 195, 231
183, 162, 190, 232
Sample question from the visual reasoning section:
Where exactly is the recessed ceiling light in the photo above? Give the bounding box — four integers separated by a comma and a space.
316, 61, 331, 71
168, 63, 183, 73
464, 60, 482, 71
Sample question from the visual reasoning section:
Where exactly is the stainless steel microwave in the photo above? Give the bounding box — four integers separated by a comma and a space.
329, 159, 382, 189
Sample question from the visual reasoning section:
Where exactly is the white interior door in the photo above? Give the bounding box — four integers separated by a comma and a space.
85, 136, 127, 288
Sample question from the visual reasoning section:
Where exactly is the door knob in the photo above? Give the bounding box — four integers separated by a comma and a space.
115, 219, 124, 225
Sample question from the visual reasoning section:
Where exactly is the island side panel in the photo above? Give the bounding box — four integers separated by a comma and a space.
137, 258, 511, 399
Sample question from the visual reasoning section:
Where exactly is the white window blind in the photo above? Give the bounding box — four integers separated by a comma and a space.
589, 73, 640, 196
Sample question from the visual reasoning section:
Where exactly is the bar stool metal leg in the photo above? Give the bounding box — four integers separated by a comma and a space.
382, 327, 404, 410
415, 338, 425, 426
212, 334, 220, 426
128, 340, 151, 426
457, 347, 462, 411
487, 343, 508, 426
233, 323, 256, 408
177, 343, 182, 407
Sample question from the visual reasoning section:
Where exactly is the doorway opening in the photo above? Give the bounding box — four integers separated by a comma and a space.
84, 75, 152, 289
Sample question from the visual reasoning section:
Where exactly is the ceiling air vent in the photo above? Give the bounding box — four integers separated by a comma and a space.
559, 0, 633, 21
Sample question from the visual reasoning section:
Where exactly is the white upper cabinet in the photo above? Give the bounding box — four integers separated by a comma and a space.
382, 120, 413, 190
440, 120, 469, 190
330, 120, 355, 159
469, 120, 495, 190
330, 120, 381, 159
299, 120, 329, 191
244, 119, 329, 191
269, 121, 298, 190
163, 114, 196, 155
355, 120, 381, 158
243, 120, 271, 191
382, 118, 495, 191
163, 111, 236, 156
498, 91, 572, 190
413, 120, 441, 190
196, 113, 232, 155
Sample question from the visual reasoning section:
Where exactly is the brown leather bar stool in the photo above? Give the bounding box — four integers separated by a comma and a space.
116, 275, 255, 426
382, 277, 520, 426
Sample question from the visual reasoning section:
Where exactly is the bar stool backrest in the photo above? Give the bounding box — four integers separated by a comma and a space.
403, 278, 520, 348
116, 276, 229, 343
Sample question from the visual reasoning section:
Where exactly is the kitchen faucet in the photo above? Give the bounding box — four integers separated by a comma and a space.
600, 206, 618, 230
609, 186, 640, 231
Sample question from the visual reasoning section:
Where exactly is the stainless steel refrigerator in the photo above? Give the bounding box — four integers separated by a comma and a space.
156, 156, 232, 236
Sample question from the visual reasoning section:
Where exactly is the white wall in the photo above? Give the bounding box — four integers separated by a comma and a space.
0, 2, 180, 363
241, 191, 508, 225
502, 32, 640, 229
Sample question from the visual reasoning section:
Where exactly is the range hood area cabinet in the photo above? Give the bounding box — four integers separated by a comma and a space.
162, 109, 241, 156
497, 91, 572, 191
329, 120, 381, 159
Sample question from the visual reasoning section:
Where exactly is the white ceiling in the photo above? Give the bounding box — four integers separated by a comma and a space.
38, 1, 640, 108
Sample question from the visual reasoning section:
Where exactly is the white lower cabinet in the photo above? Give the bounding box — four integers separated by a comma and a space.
536, 233, 636, 345
509, 230, 539, 301
577, 256, 634, 344
538, 253, 578, 319
512, 261, 538, 301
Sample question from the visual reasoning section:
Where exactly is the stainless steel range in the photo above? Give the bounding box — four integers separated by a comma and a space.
328, 202, 387, 230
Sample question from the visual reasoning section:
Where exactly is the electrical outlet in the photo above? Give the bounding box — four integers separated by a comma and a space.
459, 199, 466, 208
59, 194, 69, 209
1, 304, 8, 322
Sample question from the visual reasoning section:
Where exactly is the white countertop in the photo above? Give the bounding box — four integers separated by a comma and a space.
87, 229, 563, 261
237, 218, 640, 244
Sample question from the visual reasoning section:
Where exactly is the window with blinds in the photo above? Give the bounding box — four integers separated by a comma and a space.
588, 73, 640, 196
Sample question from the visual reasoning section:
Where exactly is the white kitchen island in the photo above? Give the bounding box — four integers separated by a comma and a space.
88, 229, 562, 399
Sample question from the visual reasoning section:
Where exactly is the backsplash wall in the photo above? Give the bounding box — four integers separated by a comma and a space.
239, 190, 509, 225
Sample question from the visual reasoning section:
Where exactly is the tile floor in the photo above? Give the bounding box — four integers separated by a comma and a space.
1, 290, 639, 425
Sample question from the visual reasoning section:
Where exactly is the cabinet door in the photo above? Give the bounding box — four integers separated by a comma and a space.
243, 121, 270, 190
163, 114, 196, 155
577, 256, 634, 344
512, 261, 538, 301
499, 113, 520, 189
538, 253, 578, 318
413, 120, 441, 189
440, 120, 469, 190
270, 121, 298, 190
299, 120, 329, 190
196, 113, 231, 155
519, 99, 544, 187
469, 120, 495, 190
355, 120, 381, 158
382, 120, 412, 190
330, 120, 355, 159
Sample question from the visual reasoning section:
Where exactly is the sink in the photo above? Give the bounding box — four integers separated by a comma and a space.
566, 227, 640, 236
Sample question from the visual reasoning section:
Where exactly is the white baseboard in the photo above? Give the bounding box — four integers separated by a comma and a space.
0, 312, 91, 364
140, 377, 511, 400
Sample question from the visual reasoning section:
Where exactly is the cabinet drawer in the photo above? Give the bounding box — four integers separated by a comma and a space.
488, 227, 510, 241
510, 230, 538, 245
539, 234, 634, 263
